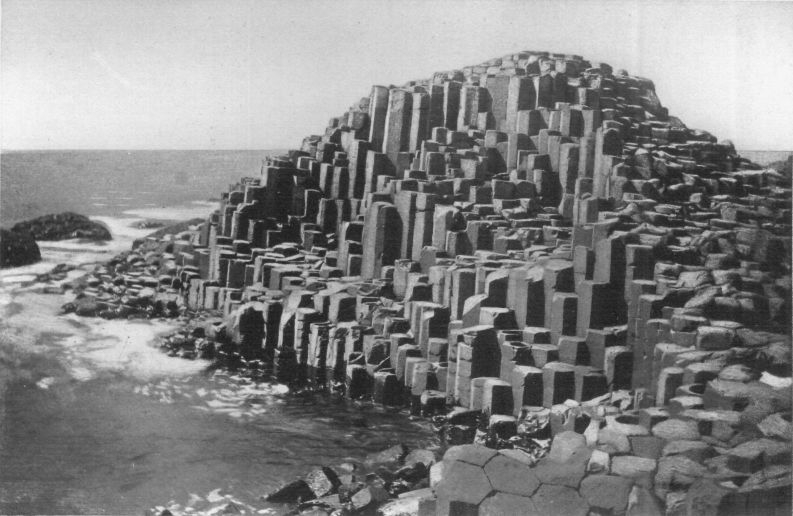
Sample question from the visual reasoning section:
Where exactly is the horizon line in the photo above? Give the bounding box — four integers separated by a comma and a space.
2, 147, 792, 154
1, 148, 291, 153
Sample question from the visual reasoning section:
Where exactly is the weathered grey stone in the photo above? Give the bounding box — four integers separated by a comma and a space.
654, 455, 708, 499
626, 485, 664, 516
757, 413, 793, 440
606, 414, 650, 436
548, 430, 587, 462
535, 446, 591, 488
651, 418, 701, 440
435, 460, 493, 515
662, 440, 716, 463
442, 444, 498, 467
532, 484, 589, 516
482, 454, 540, 496
579, 474, 633, 513
611, 455, 657, 488
598, 427, 631, 454
477, 492, 537, 515
588, 448, 611, 474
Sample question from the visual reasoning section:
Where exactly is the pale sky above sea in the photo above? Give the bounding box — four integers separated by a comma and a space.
2, 0, 792, 151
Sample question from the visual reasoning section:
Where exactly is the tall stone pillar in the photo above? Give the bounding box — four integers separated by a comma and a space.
383, 89, 413, 164
368, 85, 390, 152
360, 202, 402, 279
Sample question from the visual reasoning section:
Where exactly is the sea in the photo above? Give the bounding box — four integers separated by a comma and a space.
0, 150, 437, 515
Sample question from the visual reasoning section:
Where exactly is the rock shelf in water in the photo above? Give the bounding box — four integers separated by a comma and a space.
12, 212, 112, 242
72, 50, 791, 516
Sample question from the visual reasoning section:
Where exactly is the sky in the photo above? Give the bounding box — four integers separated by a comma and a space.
2, 0, 792, 151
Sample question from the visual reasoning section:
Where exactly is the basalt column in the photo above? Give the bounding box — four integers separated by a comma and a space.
361, 201, 402, 280
382, 89, 413, 166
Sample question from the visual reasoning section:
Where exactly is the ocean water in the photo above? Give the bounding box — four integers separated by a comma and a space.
1, 150, 286, 225
0, 151, 436, 515
737, 149, 792, 167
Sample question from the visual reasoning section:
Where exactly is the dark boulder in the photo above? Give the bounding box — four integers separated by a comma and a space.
12, 212, 111, 241
0, 228, 41, 267
265, 479, 315, 504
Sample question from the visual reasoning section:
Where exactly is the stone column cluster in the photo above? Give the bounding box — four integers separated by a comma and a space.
152, 50, 790, 515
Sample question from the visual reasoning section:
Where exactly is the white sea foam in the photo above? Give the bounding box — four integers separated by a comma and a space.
36, 377, 55, 389
72, 318, 207, 380
122, 204, 214, 221
0, 285, 206, 384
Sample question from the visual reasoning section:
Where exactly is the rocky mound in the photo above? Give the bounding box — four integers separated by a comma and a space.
132, 217, 205, 249
12, 212, 111, 241
65, 48, 792, 516
0, 228, 41, 267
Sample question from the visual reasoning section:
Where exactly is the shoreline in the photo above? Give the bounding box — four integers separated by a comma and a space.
0, 216, 441, 516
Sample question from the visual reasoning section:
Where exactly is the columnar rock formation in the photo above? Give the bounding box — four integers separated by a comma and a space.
120, 51, 791, 514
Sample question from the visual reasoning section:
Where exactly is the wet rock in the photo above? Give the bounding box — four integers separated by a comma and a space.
266, 479, 315, 503
66, 296, 101, 317
365, 444, 408, 469
377, 489, 433, 516
403, 449, 436, 469
446, 424, 476, 445
306, 467, 342, 498
0, 228, 41, 267
394, 462, 428, 483
350, 485, 390, 513
12, 212, 111, 241
487, 414, 517, 441
517, 406, 551, 438
385, 478, 413, 497
446, 408, 480, 426
338, 482, 365, 504
429, 462, 444, 489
